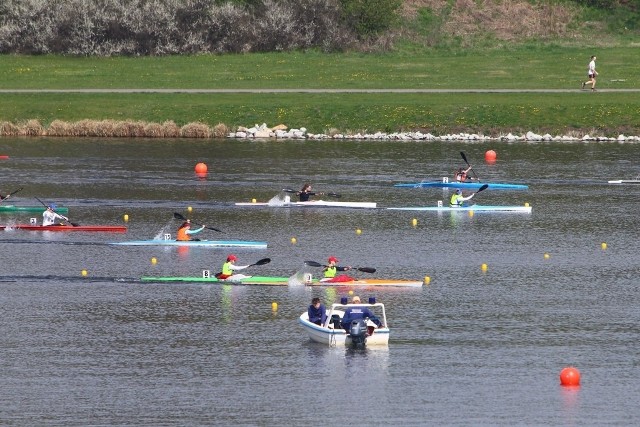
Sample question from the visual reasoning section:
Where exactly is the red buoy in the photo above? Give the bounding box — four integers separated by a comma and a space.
485, 150, 497, 162
560, 367, 581, 386
194, 162, 208, 174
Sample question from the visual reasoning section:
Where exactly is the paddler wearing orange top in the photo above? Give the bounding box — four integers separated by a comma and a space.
176, 219, 205, 241
321, 256, 353, 282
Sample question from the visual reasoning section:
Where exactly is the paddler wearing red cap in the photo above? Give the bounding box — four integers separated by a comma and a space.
321, 256, 353, 282
215, 254, 251, 280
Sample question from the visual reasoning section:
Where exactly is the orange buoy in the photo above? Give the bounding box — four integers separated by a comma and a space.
195, 162, 208, 174
485, 150, 497, 162
560, 367, 581, 386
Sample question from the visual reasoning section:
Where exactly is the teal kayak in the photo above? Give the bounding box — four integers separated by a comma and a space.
110, 239, 268, 248
0, 205, 69, 214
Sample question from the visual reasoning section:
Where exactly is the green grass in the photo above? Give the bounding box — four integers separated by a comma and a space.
1, 46, 639, 135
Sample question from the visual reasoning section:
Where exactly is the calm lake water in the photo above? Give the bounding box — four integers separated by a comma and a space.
0, 137, 638, 426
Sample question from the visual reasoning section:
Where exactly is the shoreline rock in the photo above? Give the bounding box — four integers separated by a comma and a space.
230, 123, 640, 143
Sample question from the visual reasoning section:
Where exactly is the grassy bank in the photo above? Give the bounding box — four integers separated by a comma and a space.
1, 46, 639, 136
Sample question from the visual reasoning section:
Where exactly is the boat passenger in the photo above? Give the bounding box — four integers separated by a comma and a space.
297, 183, 324, 202
215, 254, 251, 280
42, 204, 69, 226
341, 296, 382, 333
449, 189, 475, 207
176, 219, 205, 241
455, 166, 474, 182
321, 256, 353, 282
308, 297, 327, 326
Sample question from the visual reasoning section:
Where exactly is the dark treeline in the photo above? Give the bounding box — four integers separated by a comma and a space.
0, 0, 400, 55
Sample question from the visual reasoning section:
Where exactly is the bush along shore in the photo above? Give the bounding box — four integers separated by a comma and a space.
2, 120, 638, 143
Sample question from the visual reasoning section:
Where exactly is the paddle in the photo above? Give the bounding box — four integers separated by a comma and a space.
475, 184, 489, 194
34, 196, 80, 226
248, 257, 271, 267
173, 212, 223, 232
304, 260, 376, 273
0, 187, 23, 203
460, 151, 480, 181
282, 188, 341, 198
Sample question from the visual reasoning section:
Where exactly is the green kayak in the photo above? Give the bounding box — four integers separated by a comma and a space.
0, 205, 69, 214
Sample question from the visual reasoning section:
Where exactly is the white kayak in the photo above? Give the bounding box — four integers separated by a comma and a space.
608, 180, 640, 184
235, 200, 377, 209
388, 204, 532, 213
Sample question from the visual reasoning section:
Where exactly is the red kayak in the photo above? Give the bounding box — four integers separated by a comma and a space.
0, 224, 127, 232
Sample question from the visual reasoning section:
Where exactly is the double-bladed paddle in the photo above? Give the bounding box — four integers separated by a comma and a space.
34, 196, 80, 226
248, 258, 271, 267
460, 151, 480, 180
173, 212, 223, 232
0, 187, 23, 203
304, 260, 376, 273
282, 188, 342, 198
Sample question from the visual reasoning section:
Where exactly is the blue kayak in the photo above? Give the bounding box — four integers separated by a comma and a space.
109, 239, 267, 248
394, 181, 528, 190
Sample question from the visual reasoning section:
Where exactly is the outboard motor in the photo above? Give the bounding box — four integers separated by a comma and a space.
348, 318, 368, 347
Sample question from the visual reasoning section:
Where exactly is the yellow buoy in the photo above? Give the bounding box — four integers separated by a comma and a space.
291, 237, 297, 244
525, 202, 530, 207
252, 198, 257, 203
468, 210, 474, 217
424, 276, 431, 285
412, 218, 418, 227
356, 228, 362, 235
188, 206, 193, 212
349, 290, 354, 295
601, 242, 607, 250
123, 214, 129, 222
151, 257, 157, 265
271, 302, 278, 311
544, 253, 550, 259
81, 269, 88, 277
481, 263, 488, 272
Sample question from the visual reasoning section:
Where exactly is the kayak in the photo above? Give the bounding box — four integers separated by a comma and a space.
140, 275, 424, 287
0, 205, 70, 214
608, 180, 640, 184
1, 224, 126, 232
111, 239, 268, 248
235, 200, 377, 209
388, 204, 532, 213
394, 181, 528, 190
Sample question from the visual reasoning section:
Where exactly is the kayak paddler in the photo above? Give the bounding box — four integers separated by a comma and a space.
320, 256, 354, 282
454, 165, 475, 182
449, 188, 475, 207
297, 183, 324, 202
176, 219, 205, 241
42, 203, 70, 226
215, 254, 251, 280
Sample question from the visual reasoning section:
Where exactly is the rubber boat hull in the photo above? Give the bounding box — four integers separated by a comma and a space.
0, 205, 69, 214
299, 303, 390, 346
394, 181, 528, 190
1, 224, 126, 232
111, 239, 268, 248
388, 204, 532, 213
140, 275, 423, 287
235, 200, 377, 209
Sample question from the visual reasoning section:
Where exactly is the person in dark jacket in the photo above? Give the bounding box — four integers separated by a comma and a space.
308, 297, 327, 326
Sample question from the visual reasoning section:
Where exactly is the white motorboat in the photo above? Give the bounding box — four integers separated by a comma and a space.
298, 299, 389, 347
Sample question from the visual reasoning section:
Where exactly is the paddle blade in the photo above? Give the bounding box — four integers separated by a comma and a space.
304, 260, 323, 267
476, 184, 489, 193
173, 212, 187, 221
327, 192, 341, 198
282, 188, 297, 194
252, 258, 271, 266
460, 151, 470, 166
357, 267, 376, 273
